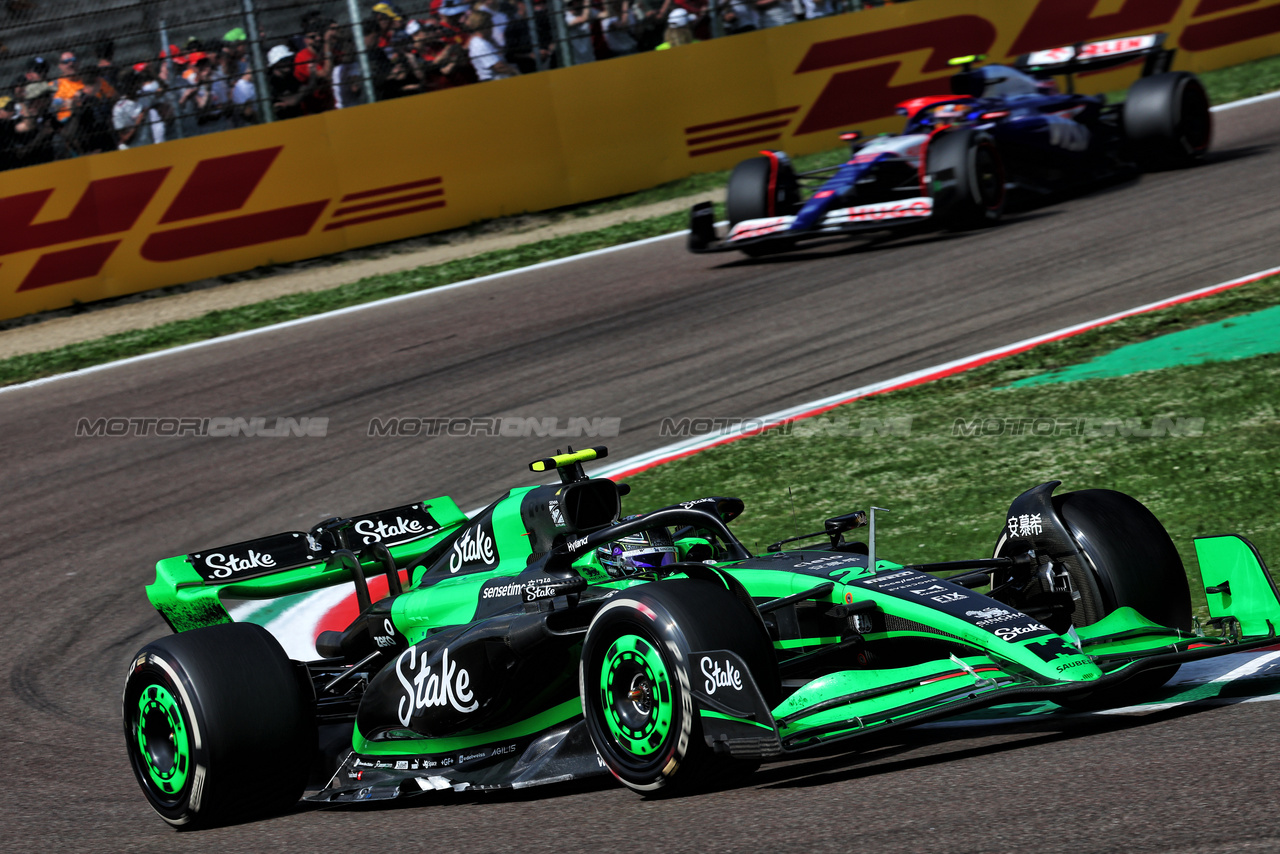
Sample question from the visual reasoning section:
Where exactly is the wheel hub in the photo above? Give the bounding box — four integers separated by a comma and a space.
599, 634, 673, 758
628, 674, 653, 714
135, 683, 190, 795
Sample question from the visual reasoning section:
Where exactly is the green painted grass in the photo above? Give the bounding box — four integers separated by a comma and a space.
1011, 304, 1280, 387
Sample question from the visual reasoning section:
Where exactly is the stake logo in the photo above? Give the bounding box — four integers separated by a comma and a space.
202, 548, 276, 579
395, 645, 479, 725
700, 656, 743, 695
448, 523, 497, 574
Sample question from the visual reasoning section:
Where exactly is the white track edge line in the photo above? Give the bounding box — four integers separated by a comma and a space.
6, 88, 1276, 397
1210, 89, 1280, 111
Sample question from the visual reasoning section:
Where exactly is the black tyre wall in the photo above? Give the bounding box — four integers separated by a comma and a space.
580, 578, 777, 793
725, 153, 800, 226
1123, 71, 1212, 169
122, 622, 315, 828
1054, 489, 1193, 631
925, 128, 1005, 230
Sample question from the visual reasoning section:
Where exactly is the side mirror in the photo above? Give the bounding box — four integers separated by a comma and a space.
825, 511, 868, 537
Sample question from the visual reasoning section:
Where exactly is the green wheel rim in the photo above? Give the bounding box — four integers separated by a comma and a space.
136, 683, 191, 796
599, 633, 673, 758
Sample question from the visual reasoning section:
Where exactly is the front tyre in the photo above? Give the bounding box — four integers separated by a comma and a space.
998, 488, 1193, 708
726, 152, 800, 257
580, 578, 776, 793
123, 622, 314, 828
925, 129, 1005, 231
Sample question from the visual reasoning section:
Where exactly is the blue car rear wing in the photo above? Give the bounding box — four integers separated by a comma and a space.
1015, 33, 1174, 84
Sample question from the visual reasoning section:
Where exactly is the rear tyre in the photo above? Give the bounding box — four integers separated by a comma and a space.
122, 622, 315, 828
726, 153, 800, 256
925, 128, 1005, 230
580, 578, 777, 794
998, 489, 1192, 708
1123, 71, 1211, 169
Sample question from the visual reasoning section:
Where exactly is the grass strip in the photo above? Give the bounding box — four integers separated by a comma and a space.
619, 275, 1280, 617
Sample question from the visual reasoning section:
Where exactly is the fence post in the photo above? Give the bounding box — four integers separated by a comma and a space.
531, 7, 548, 72
551, 0, 573, 68
241, 0, 275, 123
159, 19, 185, 139
345, 0, 379, 104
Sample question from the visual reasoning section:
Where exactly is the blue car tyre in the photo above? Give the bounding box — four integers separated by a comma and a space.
925, 128, 1006, 231
1123, 71, 1212, 170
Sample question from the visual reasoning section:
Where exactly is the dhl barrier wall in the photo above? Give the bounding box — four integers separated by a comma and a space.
3, 0, 1279, 321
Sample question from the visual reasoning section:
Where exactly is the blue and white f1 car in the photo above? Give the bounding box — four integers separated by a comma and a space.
688, 34, 1211, 257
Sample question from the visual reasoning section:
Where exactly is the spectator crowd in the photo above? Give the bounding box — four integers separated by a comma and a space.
0, 0, 898, 172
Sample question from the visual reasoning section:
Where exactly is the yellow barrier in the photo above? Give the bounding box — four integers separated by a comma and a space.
3, 0, 1278, 321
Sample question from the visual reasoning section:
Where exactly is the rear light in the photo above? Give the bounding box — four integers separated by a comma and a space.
980, 111, 1010, 120
840, 131, 863, 142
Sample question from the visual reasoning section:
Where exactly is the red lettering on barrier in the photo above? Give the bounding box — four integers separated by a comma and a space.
1183, 3, 1280, 50
0, 169, 169, 257
140, 202, 329, 262
159, 147, 284, 223
1009, 0, 1181, 55
17, 240, 121, 291
793, 17, 995, 136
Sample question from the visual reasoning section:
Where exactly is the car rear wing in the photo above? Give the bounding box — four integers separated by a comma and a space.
1015, 33, 1175, 84
147, 498, 469, 633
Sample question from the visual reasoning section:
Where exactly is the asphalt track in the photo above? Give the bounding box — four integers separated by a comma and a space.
4, 99, 1280, 852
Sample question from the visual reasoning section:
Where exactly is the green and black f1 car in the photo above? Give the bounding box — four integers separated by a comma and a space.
124, 447, 1280, 827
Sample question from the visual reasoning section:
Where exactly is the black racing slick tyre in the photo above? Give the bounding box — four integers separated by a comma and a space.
580, 578, 777, 794
725, 152, 800, 256
123, 622, 315, 829
925, 128, 1005, 230
999, 489, 1193, 708
1123, 71, 1211, 170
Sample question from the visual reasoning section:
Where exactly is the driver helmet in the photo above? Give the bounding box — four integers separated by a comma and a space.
597, 522, 677, 578
932, 101, 971, 123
